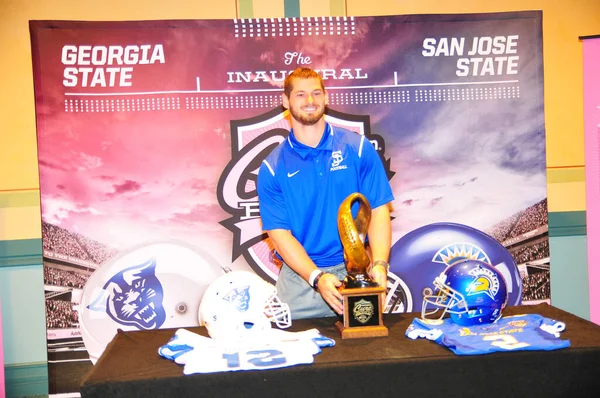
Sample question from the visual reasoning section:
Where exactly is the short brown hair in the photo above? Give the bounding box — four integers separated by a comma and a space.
283, 68, 325, 98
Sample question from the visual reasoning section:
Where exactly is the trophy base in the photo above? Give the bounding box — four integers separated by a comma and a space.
335, 286, 389, 339
335, 320, 389, 339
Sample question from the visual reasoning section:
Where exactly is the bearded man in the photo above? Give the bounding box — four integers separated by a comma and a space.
257, 67, 394, 319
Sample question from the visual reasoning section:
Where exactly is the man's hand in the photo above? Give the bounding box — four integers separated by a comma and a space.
316, 273, 344, 315
369, 262, 389, 310
369, 263, 388, 289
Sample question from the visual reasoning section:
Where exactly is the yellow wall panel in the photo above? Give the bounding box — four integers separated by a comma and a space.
253, 0, 285, 18
0, 190, 40, 208
0, 207, 42, 241
1, 0, 235, 21
348, 0, 496, 16
300, 0, 331, 17
547, 181, 587, 212
547, 167, 586, 184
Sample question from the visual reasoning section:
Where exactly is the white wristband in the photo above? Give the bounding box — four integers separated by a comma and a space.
308, 269, 322, 287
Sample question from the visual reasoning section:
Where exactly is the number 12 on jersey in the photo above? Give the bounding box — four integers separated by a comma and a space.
222, 349, 288, 369
183, 341, 319, 374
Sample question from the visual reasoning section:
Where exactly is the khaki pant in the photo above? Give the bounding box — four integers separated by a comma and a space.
276, 262, 347, 320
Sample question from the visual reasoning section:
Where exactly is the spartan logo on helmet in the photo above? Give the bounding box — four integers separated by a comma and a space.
466, 265, 502, 299
217, 107, 393, 283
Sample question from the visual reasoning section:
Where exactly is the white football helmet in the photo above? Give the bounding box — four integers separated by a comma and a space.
80, 240, 226, 364
199, 271, 292, 341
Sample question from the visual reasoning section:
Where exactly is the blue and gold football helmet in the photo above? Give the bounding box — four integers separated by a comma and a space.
422, 259, 508, 325
385, 222, 522, 314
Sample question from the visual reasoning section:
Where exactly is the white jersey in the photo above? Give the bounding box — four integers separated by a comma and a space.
159, 327, 335, 374
183, 338, 320, 374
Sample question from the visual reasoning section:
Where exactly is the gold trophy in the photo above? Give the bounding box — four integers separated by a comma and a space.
334, 193, 388, 339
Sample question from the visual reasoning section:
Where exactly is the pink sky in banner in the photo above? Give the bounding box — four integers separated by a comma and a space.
32, 19, 418, 263
583, 37, 600, 325
37, 108, 235, 249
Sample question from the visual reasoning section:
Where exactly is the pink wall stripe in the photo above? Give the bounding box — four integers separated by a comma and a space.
1, 299, 5, 398
583, 37, 600, 325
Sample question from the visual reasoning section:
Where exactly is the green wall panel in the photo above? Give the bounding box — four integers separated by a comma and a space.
284, 0, 300, 17
0, 239, 42, 268
549, 235, 590, 320
548, 211, 587, 237
0, 265, 48, 365
238, 0, 254, 18
4, 363, 49, 398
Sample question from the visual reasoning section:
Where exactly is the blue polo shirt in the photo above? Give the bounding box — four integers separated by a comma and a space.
257, 123, 394, 267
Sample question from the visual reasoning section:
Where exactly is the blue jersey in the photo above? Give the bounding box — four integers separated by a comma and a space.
406, 314, 570, 355
257, 123, 394, 267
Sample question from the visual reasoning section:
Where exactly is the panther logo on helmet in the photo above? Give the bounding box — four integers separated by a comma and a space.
80, 240, 227, 364
223, 286, 251, 312
97, 257, 166, 330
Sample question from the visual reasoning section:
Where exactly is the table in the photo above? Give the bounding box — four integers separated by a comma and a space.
80, 303, 600, 397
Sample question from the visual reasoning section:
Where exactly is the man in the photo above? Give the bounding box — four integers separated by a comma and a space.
257, 67, 394, 319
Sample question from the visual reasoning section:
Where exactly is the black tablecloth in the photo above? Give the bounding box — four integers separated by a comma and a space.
80, 303, 600, 398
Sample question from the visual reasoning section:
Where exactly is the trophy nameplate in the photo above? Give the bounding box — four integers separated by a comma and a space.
336, 193, 388, 339
335, 286, 388, 338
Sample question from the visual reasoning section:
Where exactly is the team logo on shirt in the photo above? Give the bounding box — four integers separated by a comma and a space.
458, 327, 476, 336
330, 150, 348, 171
420, 318, 444, 326
508, 320, 528, 328
217, 107, 392, 283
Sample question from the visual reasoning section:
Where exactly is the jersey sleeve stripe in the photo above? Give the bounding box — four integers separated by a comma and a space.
358, 135, 365, 158
262, 159, 275, 176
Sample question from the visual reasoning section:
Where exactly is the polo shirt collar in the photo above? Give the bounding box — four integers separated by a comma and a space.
287, 123, 333, 158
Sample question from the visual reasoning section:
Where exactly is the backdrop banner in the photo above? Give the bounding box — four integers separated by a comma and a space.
30, 11, 547, 394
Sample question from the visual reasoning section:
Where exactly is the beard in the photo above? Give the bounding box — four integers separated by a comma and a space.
289, 104, 326, 126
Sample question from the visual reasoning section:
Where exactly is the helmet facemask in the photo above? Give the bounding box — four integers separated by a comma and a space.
422, 272, 469, 321
264, 293, 292, 329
